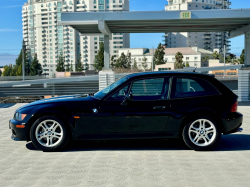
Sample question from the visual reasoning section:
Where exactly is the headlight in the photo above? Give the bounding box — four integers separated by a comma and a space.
14, 112, 27, 121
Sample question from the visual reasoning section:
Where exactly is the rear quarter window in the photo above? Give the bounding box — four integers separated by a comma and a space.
173, 77, 219, 98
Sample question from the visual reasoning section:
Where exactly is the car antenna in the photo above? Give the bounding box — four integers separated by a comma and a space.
193, 67, 197, 72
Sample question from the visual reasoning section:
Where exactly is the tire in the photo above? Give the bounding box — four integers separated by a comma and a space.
182, 116, 221, 151
30, 115, 70, 151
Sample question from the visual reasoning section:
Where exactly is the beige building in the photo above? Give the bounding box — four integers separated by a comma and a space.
164, 0, 231, 54
22, 0, 130, 77
118, 47, 213, 71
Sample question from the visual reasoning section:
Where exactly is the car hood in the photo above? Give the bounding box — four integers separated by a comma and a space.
16, 94, 94, 111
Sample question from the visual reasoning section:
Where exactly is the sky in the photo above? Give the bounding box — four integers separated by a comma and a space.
0, 0, 249, 66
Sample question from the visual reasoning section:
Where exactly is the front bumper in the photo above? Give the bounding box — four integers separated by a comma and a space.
224, 112, 243, 134
9, 119, 29, 141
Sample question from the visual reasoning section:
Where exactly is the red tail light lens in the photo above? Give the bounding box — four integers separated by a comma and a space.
231, 102, 238, 112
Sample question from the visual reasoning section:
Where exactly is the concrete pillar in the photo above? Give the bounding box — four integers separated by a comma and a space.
245, 32, 250, 66
99, 70, 115, 91
99, 35, 115, 91
238, 69, 250, 101
104, 35, 110, 70
237, 32, 250, 101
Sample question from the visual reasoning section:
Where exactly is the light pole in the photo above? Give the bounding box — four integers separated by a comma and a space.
152, 46, 154, 71
22, 40, 25, 81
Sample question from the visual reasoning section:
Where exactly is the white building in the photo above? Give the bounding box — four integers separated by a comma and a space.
118, 47, 212, 71
22, 0, 130, 77
164, 0, 231, 54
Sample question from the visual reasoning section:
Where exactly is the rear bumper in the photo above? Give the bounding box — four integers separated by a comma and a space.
224, 112, 243, 134
9, 119, 28, 141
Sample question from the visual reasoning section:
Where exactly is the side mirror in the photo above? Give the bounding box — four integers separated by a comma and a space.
121, 92, 133, 106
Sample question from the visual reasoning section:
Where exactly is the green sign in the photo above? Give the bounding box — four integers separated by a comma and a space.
180, 12, 191, 19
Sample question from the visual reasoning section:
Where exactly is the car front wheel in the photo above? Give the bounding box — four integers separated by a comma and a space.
30, 115, 69, 151
182, 116, 221, 151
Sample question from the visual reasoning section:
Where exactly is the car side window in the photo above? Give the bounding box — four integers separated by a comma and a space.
173, 77, 219, 98
130, 78, 166, 101
107, 84, 130, 101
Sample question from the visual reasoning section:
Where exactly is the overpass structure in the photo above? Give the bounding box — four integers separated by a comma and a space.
60, 9, 250, 101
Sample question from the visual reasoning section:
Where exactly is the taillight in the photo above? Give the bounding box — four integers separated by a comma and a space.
231, 101, 238, 112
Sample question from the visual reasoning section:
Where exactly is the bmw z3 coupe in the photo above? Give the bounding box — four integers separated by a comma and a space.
9, 71, 243, 151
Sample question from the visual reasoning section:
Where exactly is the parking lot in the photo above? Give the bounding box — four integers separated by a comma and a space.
1, 103, 250, 187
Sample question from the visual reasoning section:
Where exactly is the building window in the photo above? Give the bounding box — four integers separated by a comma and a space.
99, 0, 104, 4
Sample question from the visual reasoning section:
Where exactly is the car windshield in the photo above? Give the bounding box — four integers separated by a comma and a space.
93, 76, 129, 100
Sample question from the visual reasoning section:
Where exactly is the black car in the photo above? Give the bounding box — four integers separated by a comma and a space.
9, 71, 243, 151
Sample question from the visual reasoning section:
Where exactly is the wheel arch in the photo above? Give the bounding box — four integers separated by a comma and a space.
26, 111, 74, 141
179, 109, 225, 138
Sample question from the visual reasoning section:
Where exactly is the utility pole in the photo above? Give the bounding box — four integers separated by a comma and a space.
152, 47, 154, 71
22, 40, 25, 81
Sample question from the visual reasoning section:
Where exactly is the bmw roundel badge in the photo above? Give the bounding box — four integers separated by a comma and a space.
93, 108, 98, 113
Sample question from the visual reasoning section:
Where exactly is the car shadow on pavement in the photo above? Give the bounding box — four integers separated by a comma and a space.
26, 134, 250, 152
0, 103, 16, 108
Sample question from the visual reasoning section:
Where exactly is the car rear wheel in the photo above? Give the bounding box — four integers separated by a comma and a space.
182, 116, 221, 151
30, 115, 69, 151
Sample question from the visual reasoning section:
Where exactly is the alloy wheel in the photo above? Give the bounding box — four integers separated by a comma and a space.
35, 120, 63, 148
188, 119, 216, 147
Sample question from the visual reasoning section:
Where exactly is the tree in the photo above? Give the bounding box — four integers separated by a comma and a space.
153, 43, 166, 67
2, 65, 11, 76
10, 65, 18, 76
66, 63, 70, 72
110, 55, 115, 68
76, 54, 83, 72
93, 42, 104, 71
132, 58, 139, 71
56, 51, 65, 72
202, 55, 210, 62
70, 63, 73, 72
126, 51, 132, 68
29, 53, 43, 76
186, 62, 190, 67
142, 56, 148, 71
212, 51, 222, 60
0, 69, 2, 76
239, 49, 244, 64
16, 64, 22, 76
113, 51, 132, 69
174, 52, 184, 69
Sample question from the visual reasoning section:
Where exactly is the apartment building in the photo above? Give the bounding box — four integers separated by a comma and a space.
164, 0, 231, 54
22, 0, 130, 77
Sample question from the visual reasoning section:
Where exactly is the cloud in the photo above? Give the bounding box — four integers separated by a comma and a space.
0, 29, 21, 32
0, 5, 22, 8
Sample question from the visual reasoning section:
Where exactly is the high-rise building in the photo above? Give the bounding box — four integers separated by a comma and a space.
164, 0, 231, 54
22, 0, 130, 77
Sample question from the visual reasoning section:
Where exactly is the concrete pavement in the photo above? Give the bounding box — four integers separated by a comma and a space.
0, 103, 250, 187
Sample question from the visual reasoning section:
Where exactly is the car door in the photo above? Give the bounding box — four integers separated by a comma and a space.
98, 83, 132, 134
99, 76, 172, 136
127, 77, 172, 133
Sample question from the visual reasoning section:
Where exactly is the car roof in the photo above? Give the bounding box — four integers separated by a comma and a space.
127, 71, 215, 78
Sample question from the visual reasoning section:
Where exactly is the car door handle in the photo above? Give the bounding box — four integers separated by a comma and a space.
153, 106, 166, 110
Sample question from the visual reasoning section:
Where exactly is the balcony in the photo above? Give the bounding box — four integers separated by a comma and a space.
202, 36, 211, 39
213, 45, 222, 48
